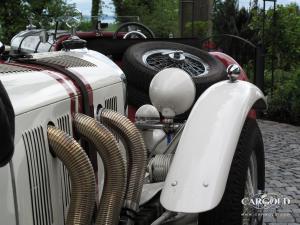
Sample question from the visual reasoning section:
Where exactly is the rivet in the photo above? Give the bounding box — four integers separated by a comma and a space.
171, 181, 178, 187
203, 182, 209, 187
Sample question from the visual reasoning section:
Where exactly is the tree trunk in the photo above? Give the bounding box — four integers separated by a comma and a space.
91, 0, 101, 27
179, 0, 213, 37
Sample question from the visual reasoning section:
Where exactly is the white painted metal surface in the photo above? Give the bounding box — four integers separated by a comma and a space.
0, 50, 125, 224
160, 80, 266, 213
0, 50, 124, 116
32, 50, 124, 90
149, 68, 196, 118
13, 99, 72, 225
0, 164, 16, 225
0, 71, 71, 115
142, 129, 167, 154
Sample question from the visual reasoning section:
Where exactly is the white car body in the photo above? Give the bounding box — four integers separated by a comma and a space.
0, 46, 266, 224
0, 49, 125, 225
160, 80, 266, 213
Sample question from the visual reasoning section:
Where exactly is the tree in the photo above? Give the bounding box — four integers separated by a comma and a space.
113, 0, 179, 37
113, 0, 154, 21
249, 3, 300, 125
0, 0, 27, 44
91, 0, 102, 27
0, 0, 78, 44
213, 0, 240, 36
142, 0, 179, 37
249, 3, 300, 70
26, 0, 50, 15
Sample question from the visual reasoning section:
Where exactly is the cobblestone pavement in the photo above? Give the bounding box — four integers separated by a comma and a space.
258, 120, 300, 225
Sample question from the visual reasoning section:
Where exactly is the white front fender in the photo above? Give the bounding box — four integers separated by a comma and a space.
160, 80, 266, 213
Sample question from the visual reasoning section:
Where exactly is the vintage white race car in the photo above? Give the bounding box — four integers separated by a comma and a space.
0, 31, 267, 225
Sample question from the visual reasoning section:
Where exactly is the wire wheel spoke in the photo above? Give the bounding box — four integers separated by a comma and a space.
143, 49, 208, 77
242, 152, 262, 225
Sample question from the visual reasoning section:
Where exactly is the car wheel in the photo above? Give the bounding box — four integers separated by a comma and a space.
122, 41, 227, 99
198, 118, 265, 225
127, 84, 151, 108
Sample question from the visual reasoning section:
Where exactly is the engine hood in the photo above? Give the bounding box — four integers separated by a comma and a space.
30, 49, 124, 90
0, 50, 124, 115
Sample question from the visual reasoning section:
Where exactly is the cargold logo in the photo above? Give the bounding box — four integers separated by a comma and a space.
241, 192, 291, 210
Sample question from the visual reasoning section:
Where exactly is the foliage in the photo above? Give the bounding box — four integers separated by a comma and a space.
0, 0, 28, 44
183, 20, 209, 39
249, 3, 300, 70
265, 69, 300, 125
142, 0, 179, 37
212, 0, 258, 40
113, 0, 154, 20
213, 0, 240, 36
113, 0, 179, 37
210, 1, 300, 125
0, 0, 78, 44
30, 1, 79, 30
78, 20, 93, 32
248, 3, 300, 125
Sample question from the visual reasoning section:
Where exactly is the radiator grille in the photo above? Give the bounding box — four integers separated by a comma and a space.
57, 114, 71, 135
0, 64, 32, 73
37, 55, 96, 68
57, 115, 72, 221
105, 96, 118, 111
23, 126, 53, 225
104, 96, 119, 141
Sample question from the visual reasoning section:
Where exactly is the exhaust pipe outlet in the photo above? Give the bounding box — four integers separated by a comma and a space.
97, 109, 147, 213
74, 113, 127, 225
47, 126, 95, 225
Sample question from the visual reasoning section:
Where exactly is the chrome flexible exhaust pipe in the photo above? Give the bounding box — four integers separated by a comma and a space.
97, 109, 147, 214
47, 126, 95, 225
74, 113, 127, 225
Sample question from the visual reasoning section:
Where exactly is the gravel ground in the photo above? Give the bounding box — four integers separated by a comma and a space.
258, 120, 300, 225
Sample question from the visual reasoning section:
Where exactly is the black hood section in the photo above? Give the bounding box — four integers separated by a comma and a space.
0, 81, 15, 167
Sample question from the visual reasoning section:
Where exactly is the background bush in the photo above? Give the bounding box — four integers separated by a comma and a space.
264, 69, 300, 125
250, 4, 300, 125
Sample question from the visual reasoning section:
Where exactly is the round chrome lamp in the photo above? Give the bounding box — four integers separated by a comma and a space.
149, 68, 196, 119
135, 104, 160, 124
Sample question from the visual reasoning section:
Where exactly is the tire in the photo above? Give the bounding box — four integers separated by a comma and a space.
198, 118, 265, 225
127, 84, 151, 108
0, 81, 15, 167
122, 41, 227, 98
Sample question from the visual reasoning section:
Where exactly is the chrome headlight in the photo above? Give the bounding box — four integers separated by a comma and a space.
120, 73, 127, 111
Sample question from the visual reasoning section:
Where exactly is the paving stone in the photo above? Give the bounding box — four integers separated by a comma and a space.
286, 187, 299, 192
291, 208, 300, 214
269, 223, 288, 225
277, 209, 292, 213
259, 120, 300, 225
276, 213, 295, 223
287, 205, 300, 209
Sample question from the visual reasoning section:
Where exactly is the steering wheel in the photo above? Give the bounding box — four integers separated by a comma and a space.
113, 22, 155, 39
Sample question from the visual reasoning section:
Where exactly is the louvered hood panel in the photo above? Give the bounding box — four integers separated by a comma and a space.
3, 49, 126, 225
22, 127, 54, 225
31, 50, 125, 90
12, 99, 73, 225
0, 50, 125, 116
57, 115, 72, 221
